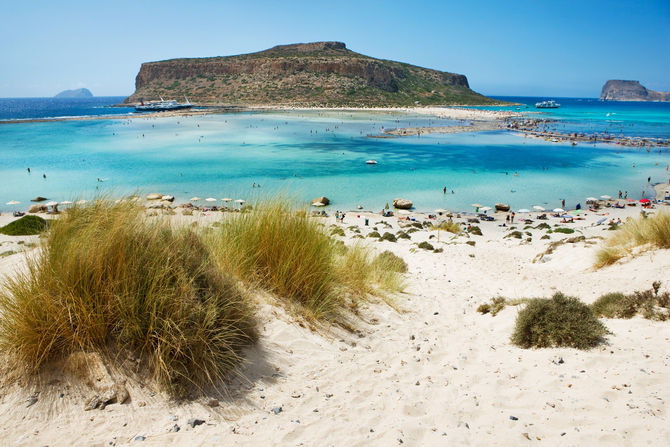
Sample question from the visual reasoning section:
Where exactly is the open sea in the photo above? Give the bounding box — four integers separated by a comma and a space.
1, 96, 669, 213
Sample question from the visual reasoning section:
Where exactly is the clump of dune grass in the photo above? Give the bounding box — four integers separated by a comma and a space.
511, 293, 607, 349
595, 212, 670, 268
477, 297, 507, 316
436, 221, 461, 234
591, 282, 669, 321
208, 200, 404, 321
0, 200, 256, 396
0, 215, 49, 236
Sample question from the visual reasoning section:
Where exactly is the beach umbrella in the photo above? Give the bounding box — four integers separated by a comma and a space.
312, 202, 326, 207
532, 205, 545, 211
189, 197, 201, 201
45, 201, 58, 207
235, 199, 246, 204
76, 200, 88, 205
553, 208, 565, 213
5, 200, 20, 205
471, 203, 482, 208
517, 208, 530, 213
60, 201, 73, 205
398, 210, 411, 215
639, 198, 650, 203
435, 209, 448, 214
600, 195, 612, 200
480, 206, 492, 212
205, 197, 217, 202
221, 198, 233, 202
585, 197, 598, 202
560, 214, 574, 219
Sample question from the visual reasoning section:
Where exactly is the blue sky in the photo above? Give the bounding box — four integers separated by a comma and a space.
1, 0, 668, 98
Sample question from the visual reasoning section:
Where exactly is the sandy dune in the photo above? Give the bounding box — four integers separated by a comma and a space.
0, 204, 668, 446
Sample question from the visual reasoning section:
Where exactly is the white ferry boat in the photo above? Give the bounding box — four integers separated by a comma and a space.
135, 97, 193, 112
535, 100, 560, 109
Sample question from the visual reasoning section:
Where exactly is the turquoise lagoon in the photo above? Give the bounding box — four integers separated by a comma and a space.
1, 108, 669, 213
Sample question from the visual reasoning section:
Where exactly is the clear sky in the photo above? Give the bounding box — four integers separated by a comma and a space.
1, 0, 668, 98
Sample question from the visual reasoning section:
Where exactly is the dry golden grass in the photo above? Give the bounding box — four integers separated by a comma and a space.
595, 212, 670, 268
0, 200, 256, 396
207, 200, 405, 321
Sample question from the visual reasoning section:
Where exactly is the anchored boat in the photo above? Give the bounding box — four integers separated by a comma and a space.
535, 100, 560, 109
135, 97, 193, 112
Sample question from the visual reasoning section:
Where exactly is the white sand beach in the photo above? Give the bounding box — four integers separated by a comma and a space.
1, 198, 669, 447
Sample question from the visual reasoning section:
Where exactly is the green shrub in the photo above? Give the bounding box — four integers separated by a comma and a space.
396, 231, 411, 239
417, 241, 434, 250
372, 250, 408, 273
505, 231, 523, 239
591, 283, 670, 320
590, 292, 636, 318
0, 215, 49, 236
466, 240, 476, 246
554, 227, 575, 234
379, 232, 397, 242
0, 200, 256, 396
511, 293, 607, 349
469, 226, 482, 236
437, 221, 461, 234
535, 223, 551, 230
367, 231, 381, 238
477, 297, 507, 316
331, 227, 345, 237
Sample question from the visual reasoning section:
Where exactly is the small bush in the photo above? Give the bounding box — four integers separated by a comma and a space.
0, 215, 49, 236
511, 293, 607, 349
466, 240, 476, 246
477, 297, 507, 316
591, 283, 670, 320
407, 228, 420, 234
554, 227, 575, 234
433, 248, 443, 253
367, 231, 381, 238
331, 227, 345, 237
505, 231, 523, 239
535, 223, 551, 230
469, 226, 482, 236
591, 292, 636, 318
417, 241, 434, 250
396, 231, 411, 239
379, 232, 397, 242
372, 250, 408, 273
541, 235, 550, 240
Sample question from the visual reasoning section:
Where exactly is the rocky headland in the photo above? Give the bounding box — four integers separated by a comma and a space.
124, 41, 499, 107
600, 80, 670, 101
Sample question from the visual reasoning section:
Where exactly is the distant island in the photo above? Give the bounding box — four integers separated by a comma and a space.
600, 80, 669, 102
55, 88, 93, 98
124, 41, 499, 107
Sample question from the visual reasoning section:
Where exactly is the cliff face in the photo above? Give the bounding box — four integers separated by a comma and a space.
124, 42, 495, 106
600, 80, 670, 102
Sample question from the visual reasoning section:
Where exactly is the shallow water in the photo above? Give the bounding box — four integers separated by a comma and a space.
2, 109, 669, 213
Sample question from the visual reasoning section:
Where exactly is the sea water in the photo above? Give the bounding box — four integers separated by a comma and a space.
0, 97, 133, 121
1, 101, 669, 213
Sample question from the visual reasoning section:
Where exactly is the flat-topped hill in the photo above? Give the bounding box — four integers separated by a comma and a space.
124, 42, 498, 106
600, 80, 670, 102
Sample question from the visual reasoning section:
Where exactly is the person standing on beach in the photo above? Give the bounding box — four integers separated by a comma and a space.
511, 212, 515, 223
618, 190, 622, 199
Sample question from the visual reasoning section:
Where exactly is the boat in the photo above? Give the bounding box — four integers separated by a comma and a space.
135, 97, 193, 112
365, 160, 378, 165
535, 100, 560, 109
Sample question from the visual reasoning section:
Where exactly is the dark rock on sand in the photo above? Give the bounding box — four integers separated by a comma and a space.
187, 418, 205, 428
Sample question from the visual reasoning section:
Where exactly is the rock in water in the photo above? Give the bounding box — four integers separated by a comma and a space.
392, 198, 413, 209
312, 196, 330, 206
600, 80, 670, 102
495, 203, 510, 212
31, 196, 47, 202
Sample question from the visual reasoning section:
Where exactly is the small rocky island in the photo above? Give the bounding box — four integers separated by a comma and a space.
600, 80, 669, 102
55, 88, 93, 98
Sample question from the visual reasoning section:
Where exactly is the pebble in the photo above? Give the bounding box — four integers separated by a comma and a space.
172, 424, 180, 432
510, 416, 518, 421
133, 436, 145, 442
207, 398, 219, 407
187, 418, 205, 428
272, 406, 282, 415
26, 396, 38, 408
